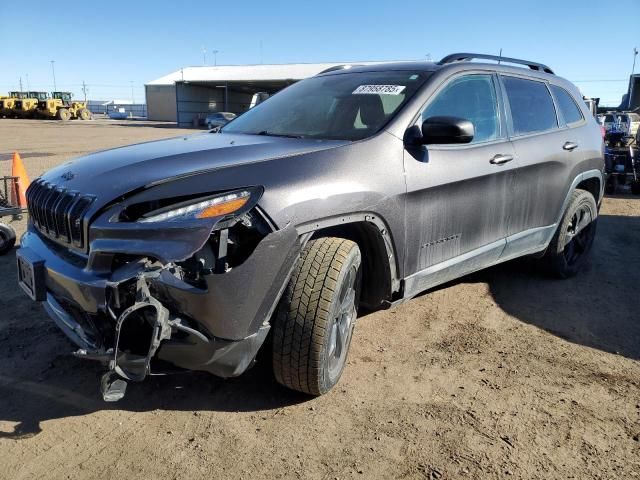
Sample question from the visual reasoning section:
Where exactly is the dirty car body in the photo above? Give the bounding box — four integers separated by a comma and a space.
17, 54, 604, 400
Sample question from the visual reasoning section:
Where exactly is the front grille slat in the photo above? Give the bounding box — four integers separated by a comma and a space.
26, 179, 94, 250
54, 193, 76, 242
43, 189, 61, 234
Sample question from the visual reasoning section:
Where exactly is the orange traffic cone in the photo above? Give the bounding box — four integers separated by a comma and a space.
9, 152, 30, 208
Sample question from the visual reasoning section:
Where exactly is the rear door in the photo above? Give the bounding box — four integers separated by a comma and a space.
499, 75, 585, 256
403, 73, 517, 293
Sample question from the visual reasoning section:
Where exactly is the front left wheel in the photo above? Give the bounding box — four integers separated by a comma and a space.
272, 237, 361, 396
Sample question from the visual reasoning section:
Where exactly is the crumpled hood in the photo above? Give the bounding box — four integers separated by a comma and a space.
40, 132, 349, 204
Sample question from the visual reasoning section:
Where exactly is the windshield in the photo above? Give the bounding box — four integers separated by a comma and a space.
223, 70, 430, 140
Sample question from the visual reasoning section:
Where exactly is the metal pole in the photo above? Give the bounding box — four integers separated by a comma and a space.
212, 50, 219, 66
19, 77, 23, 93
50, 60, 57, 91
629, 47, 638, 110
82, 80, 88, 103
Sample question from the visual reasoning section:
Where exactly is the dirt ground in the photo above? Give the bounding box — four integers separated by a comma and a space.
0, 119, 638, 479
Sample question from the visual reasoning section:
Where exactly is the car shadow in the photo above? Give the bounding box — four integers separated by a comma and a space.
464, 213, 640, 361
104, 120, 188, 129
0, 249, 309, 440
1, 214, 638, 439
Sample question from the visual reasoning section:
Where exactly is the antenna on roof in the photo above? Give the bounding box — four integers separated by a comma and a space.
498, 48, 502, 65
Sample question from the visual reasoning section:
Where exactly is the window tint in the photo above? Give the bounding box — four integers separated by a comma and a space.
502, 77, 557, 135
550, 85, 583, 125
422, 74, 499, 144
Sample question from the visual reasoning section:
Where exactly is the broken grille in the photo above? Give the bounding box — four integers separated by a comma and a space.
26, 180, 94, 249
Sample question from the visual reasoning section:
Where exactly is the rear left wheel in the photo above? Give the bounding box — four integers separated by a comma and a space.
272, 237, 361, 395
541, 189, 597, 278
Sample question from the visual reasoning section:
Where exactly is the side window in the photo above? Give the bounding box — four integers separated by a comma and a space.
502, 76, 558, 135
422, 74, 500, 144
550, 85, 584, 125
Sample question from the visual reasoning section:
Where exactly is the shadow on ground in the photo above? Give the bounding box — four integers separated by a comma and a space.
0, 214, 638, 439
0, 250, 308, 440
469, 214, 640, 361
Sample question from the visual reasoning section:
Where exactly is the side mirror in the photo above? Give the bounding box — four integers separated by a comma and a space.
421, 116, 474, 144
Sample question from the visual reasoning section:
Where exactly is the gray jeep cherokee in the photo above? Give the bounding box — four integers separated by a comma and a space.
16, 53, 604, 400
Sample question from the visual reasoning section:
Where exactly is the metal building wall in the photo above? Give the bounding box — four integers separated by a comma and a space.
146, 84, 177, 121
175, 82, 257, 127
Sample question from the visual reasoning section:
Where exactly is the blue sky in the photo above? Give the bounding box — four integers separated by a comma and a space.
1, 0, 638, 106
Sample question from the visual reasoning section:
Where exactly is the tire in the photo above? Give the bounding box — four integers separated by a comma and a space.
0, 223, 16, 255
57, 108, 71, 121
272, 237, 362, 396
632, 181, 640, 196
78, 108, 91, 120
605, 176, 616, 195
541, 189, 597, 278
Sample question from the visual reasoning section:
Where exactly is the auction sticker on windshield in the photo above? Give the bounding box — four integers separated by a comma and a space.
353, 85, 406, 95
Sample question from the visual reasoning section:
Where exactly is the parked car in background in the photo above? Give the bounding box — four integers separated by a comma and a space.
618, 112, 640, 138
17, 53, 604, 402
206, 112, 236, 129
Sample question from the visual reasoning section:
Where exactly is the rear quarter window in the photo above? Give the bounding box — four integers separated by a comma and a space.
550, 85, 584, 125
502, 76, 558, 136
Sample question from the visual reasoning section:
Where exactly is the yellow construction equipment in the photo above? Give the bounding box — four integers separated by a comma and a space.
15, 91, 48, 118
37, 91, 92, 121
0, 91, 25, 117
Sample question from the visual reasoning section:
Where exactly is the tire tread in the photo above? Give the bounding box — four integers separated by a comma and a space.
273, 237, 357, 395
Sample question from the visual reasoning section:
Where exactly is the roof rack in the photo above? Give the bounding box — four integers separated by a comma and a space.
317, 64, 362, 74
438, 53, 554, 75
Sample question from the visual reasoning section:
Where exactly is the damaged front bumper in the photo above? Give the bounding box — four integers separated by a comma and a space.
18, 213, 301, 401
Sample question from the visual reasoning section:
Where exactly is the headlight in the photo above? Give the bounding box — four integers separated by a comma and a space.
139, 190, 252, 223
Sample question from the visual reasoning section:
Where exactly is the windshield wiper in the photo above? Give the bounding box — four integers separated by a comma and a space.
256, 130, 305, 139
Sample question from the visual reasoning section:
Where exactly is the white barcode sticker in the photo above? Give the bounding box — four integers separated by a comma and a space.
353, 85, 406, 95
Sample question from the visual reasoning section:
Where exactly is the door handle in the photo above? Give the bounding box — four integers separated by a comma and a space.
490, 154, 514, 165
563, 141, 579, 151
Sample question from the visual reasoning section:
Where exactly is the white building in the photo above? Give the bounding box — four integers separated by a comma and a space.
145, 61, 397, 127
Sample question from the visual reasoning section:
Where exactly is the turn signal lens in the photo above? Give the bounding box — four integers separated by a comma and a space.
196, 196, 249, 218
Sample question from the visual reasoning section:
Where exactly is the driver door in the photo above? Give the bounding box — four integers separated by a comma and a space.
403, 73, 517, 295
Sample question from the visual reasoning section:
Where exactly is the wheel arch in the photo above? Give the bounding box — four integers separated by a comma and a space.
576, 175, 602, 204
296, 213, 401, 309
555, 169, 604, 226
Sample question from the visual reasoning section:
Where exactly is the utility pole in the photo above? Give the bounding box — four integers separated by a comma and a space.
629, 47, 638, 110
212, 49, 219, 66
202, 46, 207, 65
81, 80, 89, 103
130, 81, 135, 105
50, 60, 57, 91
19, 76, 23, 93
